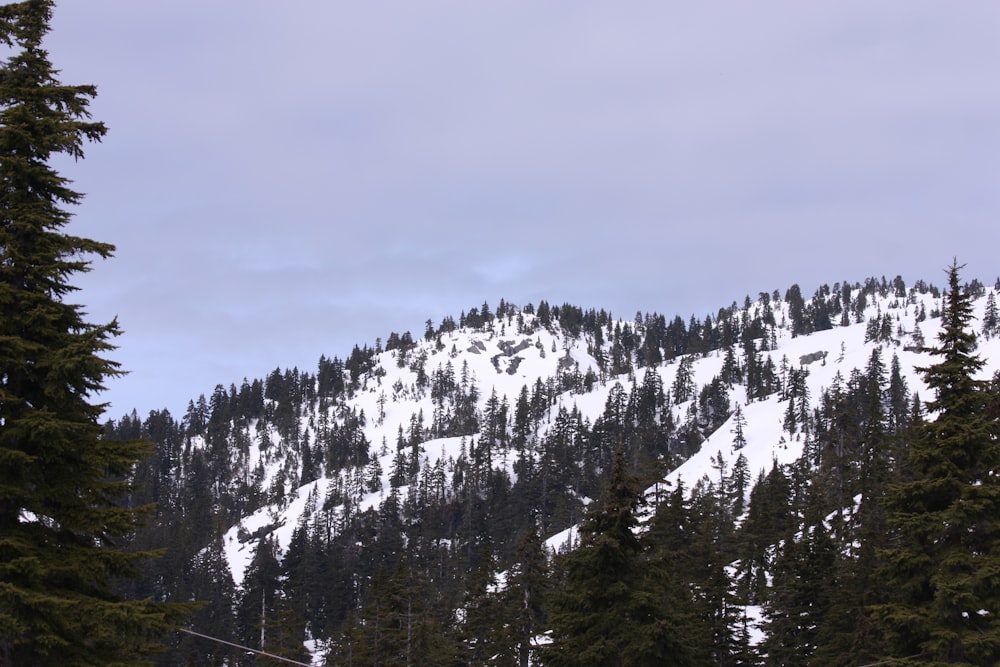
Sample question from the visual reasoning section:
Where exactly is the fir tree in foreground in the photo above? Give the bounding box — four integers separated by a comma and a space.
0, 1, 186, 664
877, 261, 1000, 665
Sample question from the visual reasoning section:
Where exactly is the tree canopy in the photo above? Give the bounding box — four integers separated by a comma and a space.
878, 261, 1000, 665
0, 2, 186, 664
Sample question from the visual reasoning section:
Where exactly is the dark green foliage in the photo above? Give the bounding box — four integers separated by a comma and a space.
343, 563, 455, 666
733, 464, 794, 607
0, 2, 188, 663
543, 447, 698, 667
64, 253, 996, 665
810, 350, 898, 664
759, 522, 836, 666
785, 284, 806, 337
497, 524, 549, 667
877, 261, 1000, 665
458, 547, 504, 665
982, 291, 999, 339
236, 536, 282, 654
682, 455, 755, 666
172, 537, 239, 665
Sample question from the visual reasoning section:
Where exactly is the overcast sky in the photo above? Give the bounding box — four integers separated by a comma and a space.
41, 1, 1000, 418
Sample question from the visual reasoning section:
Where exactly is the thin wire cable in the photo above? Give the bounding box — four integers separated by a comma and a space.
858, 654, 925, 667
178, 628, 313, 666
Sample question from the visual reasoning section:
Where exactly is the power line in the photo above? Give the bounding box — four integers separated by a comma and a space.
858, 654, 925, 667
178, 628, 313, 666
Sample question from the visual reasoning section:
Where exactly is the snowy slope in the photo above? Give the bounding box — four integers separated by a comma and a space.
663, 294, 999, 498
212, 281, 1000, 586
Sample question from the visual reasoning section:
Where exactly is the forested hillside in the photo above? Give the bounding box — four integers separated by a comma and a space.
106, 267, 1000, 666
3, 3, 995, 664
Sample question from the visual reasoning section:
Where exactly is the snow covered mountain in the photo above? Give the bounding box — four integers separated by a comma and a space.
112, 272, 1000, 663
212, 278, 1000, 584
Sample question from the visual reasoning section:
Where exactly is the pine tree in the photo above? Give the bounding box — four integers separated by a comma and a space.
685, 465, 745, 667
0, 2, 186, 663
350, 563, 454, 667
730, 405, 747, 451
497, 524, 549, 667
812, 349, 895, 665
982, 291, 998, 339
877, 261, 1000, 665
542, 446, 698, 667
759, 520, 836, 666
459, 547, 503, 666
237, 536, 283, 655
734, 464, 794, 605
174, 536, 239, 665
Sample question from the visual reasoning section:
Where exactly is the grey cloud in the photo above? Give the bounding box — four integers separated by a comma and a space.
41, 1, 1000, 415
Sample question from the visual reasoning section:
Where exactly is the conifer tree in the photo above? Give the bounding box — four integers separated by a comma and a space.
812, 349, 895, 665
0, 2, 186, 663
982, 291, 998, 339
497, 524, 549, 667
542, 446, 698, 667
760, 515, 836, 665
685, 468, 745, 666
174, 536, 239, 665
459, 547, 503, 665
877, 261, 1000, 665
350, 563, 454, 666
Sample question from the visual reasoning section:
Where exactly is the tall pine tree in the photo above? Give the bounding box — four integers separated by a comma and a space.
877, 261, 1000, 665
0, 2, 185, 663
497, 524, 549, 667
542, 446, 698, 667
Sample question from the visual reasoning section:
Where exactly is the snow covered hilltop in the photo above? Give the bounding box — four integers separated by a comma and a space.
108, 269, 1000, 665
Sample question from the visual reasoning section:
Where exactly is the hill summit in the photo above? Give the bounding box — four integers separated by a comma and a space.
108, 269, 1000, 665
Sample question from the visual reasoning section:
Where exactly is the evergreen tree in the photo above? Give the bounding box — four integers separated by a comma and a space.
685, 466, 745, 666
497, 524, 549, 667
730, 405, 747, 451
349, 563, 454, 667
877, 261, 1000, 665
671, 356, 695, 405
282, 519, 329, 639
734, 464, 794, 605
0, 2, 186, 663
542, 446, 698, 667
173, 537, 239, 666
237, 536, 283, 655
982, 291, 998, 339
759, 521, 836, 666
729, 452, 750, 518
458, 547, 503, 666
812, 349, 895, 665
785, 284, 807, 337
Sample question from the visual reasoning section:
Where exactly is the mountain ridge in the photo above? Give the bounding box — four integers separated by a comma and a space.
107, 270, 1000, 664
